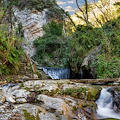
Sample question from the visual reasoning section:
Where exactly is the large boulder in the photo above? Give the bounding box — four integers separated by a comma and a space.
24, 80, 101, 101
81, 45, 102, 78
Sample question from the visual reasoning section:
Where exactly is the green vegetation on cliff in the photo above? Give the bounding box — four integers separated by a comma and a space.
0, 24, 23, 75
70, 16, 120, 78
34, 16, 120, 78
33, 21, 69, 67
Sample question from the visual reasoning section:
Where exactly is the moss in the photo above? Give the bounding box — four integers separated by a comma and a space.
19, 83, 24, 88
62, 87, 87, 99
36, 71, 42, 79
23, 109, 36, 120
87, 86, 101, 101
57, 82, 64, 88
5, 76, 12, 82
72, 106, 78, 111
62, 86, 101, 101
37, 88, 62, 96
24, 87, 30, 91
66, 81, 71, 84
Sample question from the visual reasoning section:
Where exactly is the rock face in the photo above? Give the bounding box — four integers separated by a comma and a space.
81, 45, 102, 78
13, 7, 48, 57
107, 87, 120, 113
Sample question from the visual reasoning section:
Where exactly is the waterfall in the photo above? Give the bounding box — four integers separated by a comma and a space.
41, 67, 70, 79
96, 88, 120, 119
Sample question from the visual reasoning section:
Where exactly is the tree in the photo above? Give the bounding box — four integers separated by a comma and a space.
75, 0, 89, 26
91, 0, 119, 26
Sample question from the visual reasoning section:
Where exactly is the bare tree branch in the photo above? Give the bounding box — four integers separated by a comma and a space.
75, 12, 94, 27
76, 0, 89, 26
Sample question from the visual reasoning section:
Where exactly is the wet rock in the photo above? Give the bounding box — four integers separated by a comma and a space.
108, 87, 120, 113
79, 100, 97, 119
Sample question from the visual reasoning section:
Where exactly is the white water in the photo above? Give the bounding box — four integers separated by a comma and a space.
42, 67, 70, 79
96, 88, 120, 119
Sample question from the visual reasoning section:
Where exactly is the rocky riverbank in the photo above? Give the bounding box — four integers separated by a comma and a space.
0, 76, 102, 120
0, 76, 120, 120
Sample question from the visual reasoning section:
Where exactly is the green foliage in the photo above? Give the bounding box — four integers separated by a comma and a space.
0, 24, 23, 75
69, 25, 102, 72
97, 54, 120, 78
33, 21, 69, 67
114, 2, 120, 15
69, 16, 120, 78
48, 21, 63, 36
95, 17, 120, 78
33, 16, 120, 79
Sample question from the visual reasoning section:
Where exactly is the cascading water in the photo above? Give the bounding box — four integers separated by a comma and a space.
41, 67, 70, 79
96, 88, 120, 119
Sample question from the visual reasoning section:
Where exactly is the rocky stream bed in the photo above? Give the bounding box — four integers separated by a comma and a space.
0, 76, 120, 120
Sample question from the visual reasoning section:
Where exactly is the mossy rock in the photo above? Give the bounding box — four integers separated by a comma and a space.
87, 86, 102, 101
62, 87, 87, 99
38, 70, 51, 79
62, 86, 101, 101
23, 109, 37, 120
37, 88, 62, 96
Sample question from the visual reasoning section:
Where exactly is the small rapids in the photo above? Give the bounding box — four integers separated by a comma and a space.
96, 88, 120, 119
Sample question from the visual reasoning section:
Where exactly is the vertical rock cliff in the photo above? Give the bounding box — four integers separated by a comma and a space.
13, 7, 48, 57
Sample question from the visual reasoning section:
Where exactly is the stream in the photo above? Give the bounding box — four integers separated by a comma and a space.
96, 87, 120, 119
39, 67, 120, 119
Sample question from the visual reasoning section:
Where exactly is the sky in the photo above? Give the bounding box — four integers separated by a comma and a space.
56, 0, 98, 15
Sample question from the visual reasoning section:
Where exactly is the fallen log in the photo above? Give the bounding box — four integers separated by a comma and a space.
70, 78, 120, 84
20, 78, 120, 84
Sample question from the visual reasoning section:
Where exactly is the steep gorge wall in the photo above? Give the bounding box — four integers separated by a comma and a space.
13, 7, 48, 57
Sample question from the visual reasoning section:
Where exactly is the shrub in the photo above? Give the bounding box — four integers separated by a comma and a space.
33, 21, 69, 67
0, 24, 23, 75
